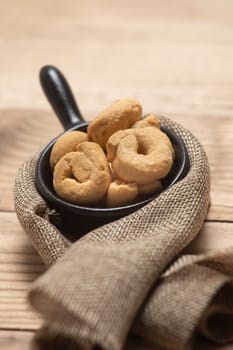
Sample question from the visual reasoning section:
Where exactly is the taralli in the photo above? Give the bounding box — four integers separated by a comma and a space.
50, 131, 89, 170
53, 142, 111, 205
107, 180, 138, 208
132, 114, 160, 129
138, 180, 163, 194
50, 98, 175, 207
107, 127, 174, 185
133, 115, 174, 157
87, 99, 142, 149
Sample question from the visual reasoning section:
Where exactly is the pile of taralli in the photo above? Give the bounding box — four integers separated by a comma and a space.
50, 99, 175, 208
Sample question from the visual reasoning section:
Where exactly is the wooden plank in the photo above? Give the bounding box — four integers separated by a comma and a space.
184, 221, 233, 254
0, 109, 62, 211
3, 0, 233, 115
0, 213, 43, 330
1, 0, 233, 109
0, 330, 33, 350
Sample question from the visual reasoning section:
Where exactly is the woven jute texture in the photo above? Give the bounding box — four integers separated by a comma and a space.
14, 117, 233, 349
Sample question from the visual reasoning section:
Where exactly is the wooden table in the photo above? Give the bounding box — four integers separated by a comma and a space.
1, 1, 233, 348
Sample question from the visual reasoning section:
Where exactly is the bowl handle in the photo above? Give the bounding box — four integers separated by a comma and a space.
40, 65, 85, 130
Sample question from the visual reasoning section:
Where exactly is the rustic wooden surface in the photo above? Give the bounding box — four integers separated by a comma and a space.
1, 0, 233, 349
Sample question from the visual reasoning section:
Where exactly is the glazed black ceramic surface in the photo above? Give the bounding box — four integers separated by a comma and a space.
35, 66, 190, 241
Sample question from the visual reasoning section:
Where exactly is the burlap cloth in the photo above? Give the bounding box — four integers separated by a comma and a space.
14, 116, 233, 350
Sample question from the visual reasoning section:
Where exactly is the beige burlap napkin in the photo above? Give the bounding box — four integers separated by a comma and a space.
14, 117, 233, 349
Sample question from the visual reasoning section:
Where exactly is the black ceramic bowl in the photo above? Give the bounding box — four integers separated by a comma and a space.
35, 66, 189, 240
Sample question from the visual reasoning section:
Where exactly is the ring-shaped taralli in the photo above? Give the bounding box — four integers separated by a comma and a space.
87, 98, 142, 149
107, 180, 139, 208
53, 141, 111, 205
138, 180, 163, 194
107, 127, 174, 185
50, 131, 89, 170
132, 114, 160, 129
132, 115, 175, 157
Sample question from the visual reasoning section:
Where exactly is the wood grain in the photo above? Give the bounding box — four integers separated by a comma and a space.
0, 109, 61, 211
0, 331, 33, 350
185, 221, 233, 254
1, 0, 233, 110
0, 213, 43, 330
